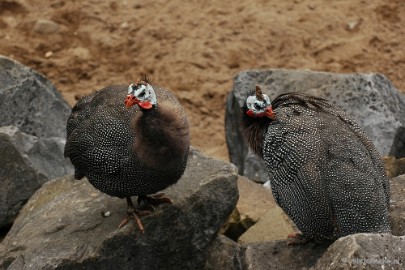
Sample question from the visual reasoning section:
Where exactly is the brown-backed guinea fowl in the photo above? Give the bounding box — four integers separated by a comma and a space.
241, 86, 390, 243
64, 79, 190, 233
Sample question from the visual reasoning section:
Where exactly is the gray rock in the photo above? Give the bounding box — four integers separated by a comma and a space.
238, 240, 331, 270
207, 174, 405, 270
389, 174, 405, 236
0, 55, 71, 138
312, 234, 404, 270
32, 19, 61, 34
205, 235, 240, 270
390, 126, 405, 158
238, 207, 295, 244
226, 69, 405, 182
0, 148, 239, 270
383, 157, 405, 179
0, 126, 73, 229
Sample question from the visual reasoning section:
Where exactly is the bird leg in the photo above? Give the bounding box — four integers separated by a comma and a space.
137, 193, 173, 211
118, 197, 151, 233
287, 232, 313, 246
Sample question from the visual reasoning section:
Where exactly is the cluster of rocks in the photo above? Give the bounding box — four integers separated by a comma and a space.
1, 56, 405, 269
0, 56, 73, 230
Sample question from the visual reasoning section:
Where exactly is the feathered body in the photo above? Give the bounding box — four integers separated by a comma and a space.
242, 91, 390, 240
65, 84, 190, 199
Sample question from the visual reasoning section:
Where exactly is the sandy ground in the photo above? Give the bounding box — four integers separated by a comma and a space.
1, 0, 404, 161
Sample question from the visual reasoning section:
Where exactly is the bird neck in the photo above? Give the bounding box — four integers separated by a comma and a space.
240, 108, 272, 157
131, 105, 190, 169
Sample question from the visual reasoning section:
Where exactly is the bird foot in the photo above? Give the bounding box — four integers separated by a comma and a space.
287, 232, 312, 246
118, 197, 153, 233
137, 193, 173, 211
118, 206, 151, 233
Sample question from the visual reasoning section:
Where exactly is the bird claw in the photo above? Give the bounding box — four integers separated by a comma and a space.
287, 232, 312, 246
118, 195, 172, 234
118, 197, 152, 233
118, 208, 148, 234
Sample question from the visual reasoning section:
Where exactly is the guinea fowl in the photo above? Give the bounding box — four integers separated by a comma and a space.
241, 86, 390, 242
64, 79, 190, 233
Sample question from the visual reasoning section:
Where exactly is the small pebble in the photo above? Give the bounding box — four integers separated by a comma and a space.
101, 211, 111, 217
45, 51, 53, 58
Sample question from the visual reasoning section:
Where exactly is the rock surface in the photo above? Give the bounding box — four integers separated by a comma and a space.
389, 174, 405, 236
211, 173, 405, 269
207, 233, 405, 269
205, 235, 240, 270
222, 176, 295, 242
0, 55, 71, 138
0, 56, 73, 230
225, 69, 405, 182
312, 234, 404, 270
0, 148, 238, 270
238, 240, 331, 270
0, 126, 73, 229
238, 207, 295, 244
32, 19, 61, 34
383, 156, 405, 179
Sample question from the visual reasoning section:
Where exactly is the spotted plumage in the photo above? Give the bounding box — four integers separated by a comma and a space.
65, 82, 190, 232
241, 87, 390, 241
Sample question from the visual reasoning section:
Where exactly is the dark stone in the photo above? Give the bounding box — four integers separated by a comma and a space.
389, 127, 405, 158
383, 156, 405, 179
204, 235, 240, 270
312, 234, 404, 270
238, 240, 331, 270
0, 126, 73, 229
0, 55, 71, 138
389, 174, 405, 236
0, 148, 238, 270
225, 69, 405, 182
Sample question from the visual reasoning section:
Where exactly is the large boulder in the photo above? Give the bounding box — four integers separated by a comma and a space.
312, 234, 404, 270
383, 156, 405, 179
225, 69, 405, 182
0, 148, 239, 269
0, 55, 71, 138
205, 235, 240, 270
237, 240, 330, 270
205, 174, 405, 269
0, 56, 73, 229
0, 126, 73, 229
238, 207, 295, 244
221, 176, 295, 242
389, 174, 405, 236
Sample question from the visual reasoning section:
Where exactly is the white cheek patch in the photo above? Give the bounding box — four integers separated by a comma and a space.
246, 96, 265, 113
128, 84, 135, 94
135, 85, 147, 99
135, 84, 157, 105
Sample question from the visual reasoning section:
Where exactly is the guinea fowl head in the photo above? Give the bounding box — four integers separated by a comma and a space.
123, 79, 190, 170
245, 86, 275, 120
125, 80, 157, 110
241, 86, 275, 156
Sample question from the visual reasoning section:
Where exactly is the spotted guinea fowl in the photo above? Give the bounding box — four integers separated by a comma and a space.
241, 86, 390, 242
64, 79, 190, 233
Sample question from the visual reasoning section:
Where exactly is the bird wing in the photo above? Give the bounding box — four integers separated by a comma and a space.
319, 112, 390, 235
264, 99, 389, 239
263, 106, 336, 239
65, 96, 134, 178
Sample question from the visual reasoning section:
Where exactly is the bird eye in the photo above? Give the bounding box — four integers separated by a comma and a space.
138, 90, 145, 98
254, 103, 262, 110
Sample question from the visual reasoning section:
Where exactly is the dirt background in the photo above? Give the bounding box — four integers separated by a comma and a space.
1, 0, 404, 161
